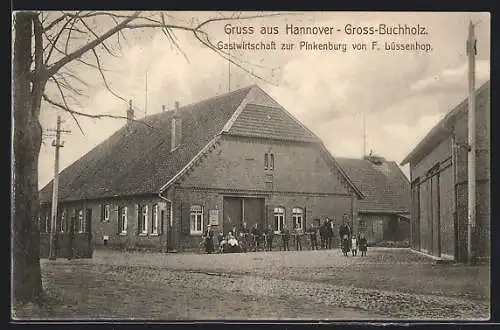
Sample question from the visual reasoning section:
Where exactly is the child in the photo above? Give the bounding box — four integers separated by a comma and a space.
341, 234, 350, 257
351, 236, 358, 256
358, 232, 368, 256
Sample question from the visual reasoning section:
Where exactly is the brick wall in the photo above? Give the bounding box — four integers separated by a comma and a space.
42, 195, 171, 253
180, 136, 354, 195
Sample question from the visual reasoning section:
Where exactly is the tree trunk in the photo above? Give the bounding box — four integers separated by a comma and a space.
13, 12, 44, 305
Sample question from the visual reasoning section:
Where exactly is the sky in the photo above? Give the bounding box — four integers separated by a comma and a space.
37, 11, 490, 189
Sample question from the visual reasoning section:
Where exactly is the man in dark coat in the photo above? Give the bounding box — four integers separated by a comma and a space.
240, 221, 250, 251
307, 223, 318, 250
203, 225, 215, 254
281, 225, 290, 251
265, 224, 274, 251
339, 215, 352, 243
251, 223, 262, 251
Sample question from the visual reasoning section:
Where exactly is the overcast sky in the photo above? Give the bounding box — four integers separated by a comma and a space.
37, 11, 490, 189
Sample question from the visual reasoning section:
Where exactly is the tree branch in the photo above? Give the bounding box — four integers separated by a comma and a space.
194, 31, 278, 86
46, 11, 141, 78
195, 12, 285, 30
49, 76, 85, 135
42, 12, 71, 32
42, 94, 153, 128
78, 16, 120, 58
91, 48, 128, 103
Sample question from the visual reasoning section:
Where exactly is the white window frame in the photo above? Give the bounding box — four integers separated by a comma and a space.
151, 204, 159, 235
292, 207, 304, 231
139, 205, 148, 235
44, 212, 49, 233
78, 209, 85, 233
119, 206, 128, 235
190, 205, 203, 235
60, 210, 66, 233
104, 204, 110, 222
273, 207, 285, 234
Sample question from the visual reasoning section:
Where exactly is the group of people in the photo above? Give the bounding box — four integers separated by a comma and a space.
201, 216, 368, 256
202, 222, 275, 254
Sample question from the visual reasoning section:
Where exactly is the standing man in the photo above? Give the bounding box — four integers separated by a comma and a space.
251, 223, 262, 252
240, 221, 250, 252
204, 225, 215, 254
281, 225, 290, 251
339, 214, 352, 248
265, 224, 274, 251
293, 224, 303, 251
307, 223, 318, 250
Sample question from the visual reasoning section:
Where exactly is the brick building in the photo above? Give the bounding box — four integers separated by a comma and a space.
39, 85, 365, 253
400, 81, 490, 262
336, 155, 411, 245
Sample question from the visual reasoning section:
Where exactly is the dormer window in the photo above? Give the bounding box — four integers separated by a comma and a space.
265, 152, 274, 170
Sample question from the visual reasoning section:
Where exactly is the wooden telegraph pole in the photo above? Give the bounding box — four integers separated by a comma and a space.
48, 115, 71, 260
466, 21, 477, 265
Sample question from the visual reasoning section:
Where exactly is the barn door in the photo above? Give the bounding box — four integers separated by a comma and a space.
243, 198, 265, 230
223, 197, 242, 234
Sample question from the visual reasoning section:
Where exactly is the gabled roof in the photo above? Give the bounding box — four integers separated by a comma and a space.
400, 80, 490, 166
40, 84, 361, 203
336, 157, 410, 214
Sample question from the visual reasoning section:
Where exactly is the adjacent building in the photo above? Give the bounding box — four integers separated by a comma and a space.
400, 81, 490, 262
336, 155, 411, 245
39, 85, 366, 254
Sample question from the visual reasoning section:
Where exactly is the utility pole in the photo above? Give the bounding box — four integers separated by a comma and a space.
47, 115, 71, 260
228, 31, 231, 93
362, 111, 367, 158
145, 72, 148, 118
466, 20, 477, 265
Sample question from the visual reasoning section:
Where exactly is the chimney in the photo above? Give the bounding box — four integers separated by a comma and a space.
363, 152, 385, 165
126, 100, 134, 127
162, 105, 166, 112
171, 101, 182, 151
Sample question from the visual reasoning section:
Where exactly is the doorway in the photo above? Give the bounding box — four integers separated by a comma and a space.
222, 197, 265, 233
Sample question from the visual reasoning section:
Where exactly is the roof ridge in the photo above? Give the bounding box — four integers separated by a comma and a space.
174, 85, 254, 113
400, 79, 490, 165
130, 85, 255, 123
255, 86, 321, 141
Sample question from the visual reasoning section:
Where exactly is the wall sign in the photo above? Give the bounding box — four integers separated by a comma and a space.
209, 210, 219, 225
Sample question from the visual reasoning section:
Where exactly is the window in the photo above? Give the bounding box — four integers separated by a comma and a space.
104, 204, 110, 222
190, 205, 203, 235
40, 212, 49, 233
118, 206, 128, 234
45, 212, 50, 233
139, 205, 148, 235
151, 204, 159, 235
101, 204, 110, 222
292, 207, 304, 231
78, 209, 85, 233
59, 210, 66, 232
264, 152, 275, 170
274, 207, 285, 233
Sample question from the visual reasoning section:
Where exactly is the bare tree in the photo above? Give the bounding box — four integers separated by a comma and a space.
12, 10, 279, 306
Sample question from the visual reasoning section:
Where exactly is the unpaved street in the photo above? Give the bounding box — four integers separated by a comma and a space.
14, 248, 490, 320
